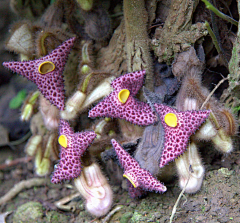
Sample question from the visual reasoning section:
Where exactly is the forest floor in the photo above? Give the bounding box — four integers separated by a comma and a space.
0, 125, 239, 223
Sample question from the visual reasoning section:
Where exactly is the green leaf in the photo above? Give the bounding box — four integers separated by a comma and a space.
9, 89, 27, 109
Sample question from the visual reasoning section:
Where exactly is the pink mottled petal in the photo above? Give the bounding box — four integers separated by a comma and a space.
3, 37, 76, 110
154, 103, 210, 168
111, 70, 145, 95
111, 139, 167, 196
51, 119, 96, 184
89, 92, 156, 126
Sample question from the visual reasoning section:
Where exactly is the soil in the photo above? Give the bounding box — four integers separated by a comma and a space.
0, 134, 239, 222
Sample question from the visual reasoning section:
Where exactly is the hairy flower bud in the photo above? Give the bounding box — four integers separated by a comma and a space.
39, 95, 60, 130
60, 91, 86, 120
74, 163, 113, 217
193, 119, 217, 140
211, 129, 233, 153
175, 142, 205, 193
81, 76, 115, 111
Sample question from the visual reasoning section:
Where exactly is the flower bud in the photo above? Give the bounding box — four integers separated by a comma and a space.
35, 134, 54, 176
193, 119, 217, 140
183, 98, 198, 111
25, 135, 42, 156
60, 91, 86, 120
77, 0, 93, 11
211, 128, 233, 153
39, 95, 59, 130
35, 156, 51, 176
81, 76, 115, 111
21, 91, 40, 121
175, 142, 205, 193
6, 22, 34, 57
21, 104, 33, 121
74, 163, 113, 217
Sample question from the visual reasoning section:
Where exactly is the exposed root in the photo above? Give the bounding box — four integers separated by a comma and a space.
0, 178, 47, 206
54, 192, 80, 211
0, 157, 32, 170
101, 205, 123, 223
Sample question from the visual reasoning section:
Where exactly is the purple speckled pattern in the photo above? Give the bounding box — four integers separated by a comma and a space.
154, 103, 210, 168
111, 139, 166, 198
51, 119, 96, 184
3, 37, 76, 110
111, 70, 145, 95
89, 70, 156, 126
127, 181, 146, 198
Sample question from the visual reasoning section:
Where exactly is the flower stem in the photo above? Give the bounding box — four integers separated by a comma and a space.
123, 0, 154, 91
202, 0, 238, 26
205, 21, 228, 67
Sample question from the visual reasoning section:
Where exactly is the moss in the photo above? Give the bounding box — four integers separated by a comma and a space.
130, 211, 143, 222
120, 212, 133, 223
13, 201, 44, 223
46, 211, 70, 223
218, 168, 234, 177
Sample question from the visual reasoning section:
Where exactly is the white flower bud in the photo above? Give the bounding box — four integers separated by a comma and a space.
74, 163, 113, 217
81, 76, 115, 111
193, 119, 217, 140
211, 129, 233, 153
60, 91, 86, 120
175, 142, 205, 193
39, 95, 59, 130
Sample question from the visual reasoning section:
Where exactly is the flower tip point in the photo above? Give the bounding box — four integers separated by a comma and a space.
111, 138, 116, 144
162, 185, 167, 192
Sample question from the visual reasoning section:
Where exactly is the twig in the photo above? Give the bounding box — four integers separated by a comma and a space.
0, 156, 32, 170
200, 76, 228, 109
0, 131, 32, 149
169, 175, 190, 223
0, 178, 47, 206
205, 21, 228, 67
54, 192, 81, 211
101, 205, 123, 223
10, 131, 32, 146
201, 0, 238, 26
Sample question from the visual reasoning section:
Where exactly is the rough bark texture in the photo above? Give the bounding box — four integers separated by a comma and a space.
124, 0, 154, 90
152, 0, 208, 63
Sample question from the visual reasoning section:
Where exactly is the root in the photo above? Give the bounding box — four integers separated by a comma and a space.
0, 157, 32, 170
54, 192, 80, 211
101, 205, 123, 223
0, 178, 47, 206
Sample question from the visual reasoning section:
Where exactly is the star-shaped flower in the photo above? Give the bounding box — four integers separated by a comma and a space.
111, 139, 166, 198
154, 103, 210, 168
51, 119, 96, 184
88, 71, 156, 126
3, 37, 76, 110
